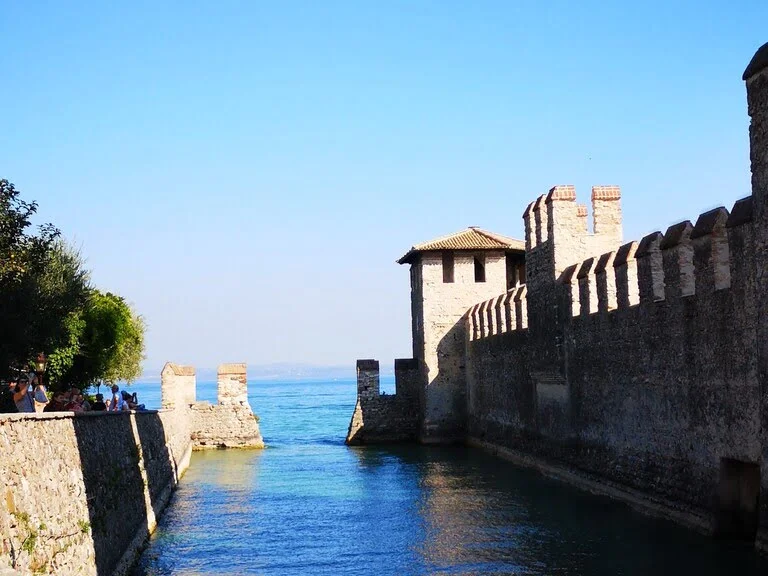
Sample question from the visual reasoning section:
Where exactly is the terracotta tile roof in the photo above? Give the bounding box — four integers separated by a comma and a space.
397, 227, 524, 264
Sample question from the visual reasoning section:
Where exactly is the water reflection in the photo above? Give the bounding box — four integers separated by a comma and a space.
134, 380, 768, 576
410, 446, 767, 575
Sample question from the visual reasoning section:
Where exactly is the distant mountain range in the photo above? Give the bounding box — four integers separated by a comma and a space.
137, 362, 395, 383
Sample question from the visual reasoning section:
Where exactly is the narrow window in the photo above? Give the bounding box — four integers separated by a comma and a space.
518, 262, 526, 285
474, 255, 486, 283
506, 255, 517, 289
442, 251, 454, 283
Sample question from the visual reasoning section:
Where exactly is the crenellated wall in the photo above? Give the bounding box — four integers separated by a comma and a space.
1, 362, 263, 575
465, 43, 768, 551
469, 190, 765, 541
346, 359, 420, 445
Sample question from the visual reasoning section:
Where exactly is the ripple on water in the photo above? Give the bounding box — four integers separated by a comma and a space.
132, 379, 768, 576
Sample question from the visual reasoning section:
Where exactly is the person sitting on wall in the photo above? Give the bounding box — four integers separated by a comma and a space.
108, 384, 124, 412
46, 391, 69, 412
77, 392, 91, 411
63, 388, 85, 412
121, 390, 145, 411
32, 374, 49, 414
91, 394, 107, 411
13, 376, 35, 413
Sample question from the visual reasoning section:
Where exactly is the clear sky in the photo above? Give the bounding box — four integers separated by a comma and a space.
1, 2, 765, 372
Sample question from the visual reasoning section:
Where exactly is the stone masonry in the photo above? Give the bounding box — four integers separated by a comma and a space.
346, 359, 420, 445
162, 363, 264, 449
463, 44, 768, 551
392, 228, 526, 443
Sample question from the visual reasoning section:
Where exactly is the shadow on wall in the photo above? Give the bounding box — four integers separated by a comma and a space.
427, 321, 468, 442
72, 411, 173, 576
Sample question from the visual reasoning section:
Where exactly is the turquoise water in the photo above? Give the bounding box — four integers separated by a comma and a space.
131, 378, 768, 575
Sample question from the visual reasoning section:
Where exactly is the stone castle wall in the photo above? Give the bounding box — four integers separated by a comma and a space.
467, 194, 761, 539
0, 362, 263, 575
161, 363, 264, 450
464, 48, 768, 551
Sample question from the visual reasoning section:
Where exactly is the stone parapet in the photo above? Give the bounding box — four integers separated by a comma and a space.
346, 359, 420, 445
190, 402, 263, 449
0, 359, 264, 574
0, 409, 192, 575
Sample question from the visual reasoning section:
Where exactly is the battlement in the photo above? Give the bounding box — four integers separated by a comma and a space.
561, 197, 752, 317
522, 186, 623, 288
352, 42, 768, 550
160, 362, 196, 409
523, 185, 622, 249
218, 363, 249, 406
467, 194, 754, 342
468, 285, 528, 341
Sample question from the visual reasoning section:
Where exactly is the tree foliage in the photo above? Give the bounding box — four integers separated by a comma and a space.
0, 180, 89, 381
0, 179, 146, 394
52, 291, 145, 388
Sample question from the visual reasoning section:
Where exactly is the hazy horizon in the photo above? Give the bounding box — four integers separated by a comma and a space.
2, 2, 765, 370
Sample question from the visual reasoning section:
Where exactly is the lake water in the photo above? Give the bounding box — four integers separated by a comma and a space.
130, 378, 768, 575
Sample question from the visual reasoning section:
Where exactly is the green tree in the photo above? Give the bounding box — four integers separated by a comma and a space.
0, 179, 146, 401
0, 180, 90, 381
50, 291, 146, 389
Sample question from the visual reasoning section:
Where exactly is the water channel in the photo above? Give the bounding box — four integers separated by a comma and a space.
132, 378, 768, 575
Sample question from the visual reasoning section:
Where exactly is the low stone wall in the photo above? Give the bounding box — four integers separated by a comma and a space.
0, 361, 266, 574
0, 409, 192, 575
346, 359, 420, 445
191, 402, 264, 449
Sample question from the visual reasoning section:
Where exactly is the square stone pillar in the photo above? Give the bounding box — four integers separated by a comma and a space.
217, 363, 248, 406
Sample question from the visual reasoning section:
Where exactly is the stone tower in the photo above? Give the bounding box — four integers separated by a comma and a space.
397, 227, 525, 442
744, 41, 768, 540
522, 186, 623, 376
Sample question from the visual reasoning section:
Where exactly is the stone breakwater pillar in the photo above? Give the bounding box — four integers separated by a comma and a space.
218, 363, 249, 406
744, 41, 768, 553
189, 363, 264, 449
160, 362, 196, 409
346, 360, 379, 445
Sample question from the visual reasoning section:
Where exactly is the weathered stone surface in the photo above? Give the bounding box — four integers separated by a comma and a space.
191, 403, 263, 449
217, 364, 248, 406
463, 54, 768, 550
747, 47, 768, 553
0, 361, 263, 574
346, 360, 420, 445
350, 44, 768, 553
0, 409, 191, 575
161, 362, 196, 409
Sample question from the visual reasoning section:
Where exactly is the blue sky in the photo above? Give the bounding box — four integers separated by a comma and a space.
1, 2, 765, 372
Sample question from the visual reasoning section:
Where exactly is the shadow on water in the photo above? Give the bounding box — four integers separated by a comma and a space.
131, 379, 768, 576
350, 444, 768, 576
73, 411, 175, 575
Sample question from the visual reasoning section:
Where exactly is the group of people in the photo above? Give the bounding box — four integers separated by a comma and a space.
9, 374, 144, 414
